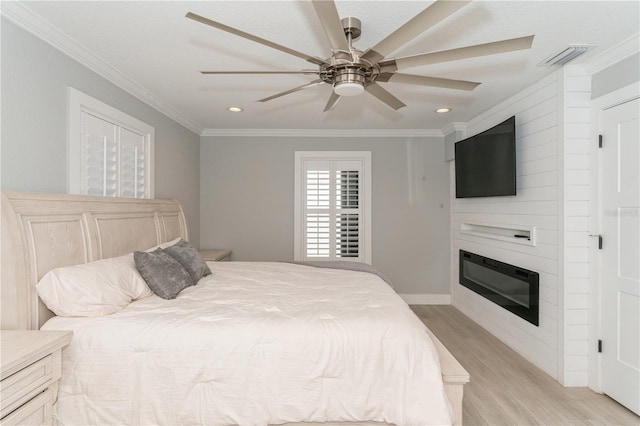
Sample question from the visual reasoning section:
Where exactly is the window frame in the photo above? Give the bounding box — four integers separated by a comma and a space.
68, 87, 154, 198
294, 151, 372, 264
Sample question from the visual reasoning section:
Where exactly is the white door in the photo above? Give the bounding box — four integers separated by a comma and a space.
600, 97, 640, 415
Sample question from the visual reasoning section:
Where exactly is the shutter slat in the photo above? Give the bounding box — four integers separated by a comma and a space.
336, 169, 359, 210
306, 170, 331, 209
336, 212, 359, 258
306, 212, 331, 258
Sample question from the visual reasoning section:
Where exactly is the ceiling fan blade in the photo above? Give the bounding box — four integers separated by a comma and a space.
311, 0, 349, 52
378, 73, 480, 91
379, 35, 535, 72
186, 12, 327, 66
257, 79, 325, 103
323, 92, 341, 112
201, 70, 321, 75
361, 0, 471, 64
365, 83, 406, 110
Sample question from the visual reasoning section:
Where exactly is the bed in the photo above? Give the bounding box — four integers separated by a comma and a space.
1, 191, 469, 426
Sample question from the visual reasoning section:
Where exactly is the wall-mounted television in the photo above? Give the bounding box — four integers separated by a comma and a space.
455, 116, 516, 198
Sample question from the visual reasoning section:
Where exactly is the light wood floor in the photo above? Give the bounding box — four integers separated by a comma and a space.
411, 305, 640, 426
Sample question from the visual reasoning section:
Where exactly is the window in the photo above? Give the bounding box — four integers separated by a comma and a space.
294, 151, 371, 264
68, 88, 154, 198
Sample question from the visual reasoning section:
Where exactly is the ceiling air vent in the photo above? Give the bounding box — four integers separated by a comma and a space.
539, 44, 596, 66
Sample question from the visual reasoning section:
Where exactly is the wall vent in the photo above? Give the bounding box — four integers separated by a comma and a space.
538, 44, 596, 66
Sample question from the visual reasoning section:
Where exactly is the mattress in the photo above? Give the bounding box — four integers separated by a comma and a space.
42, 262, 452, 425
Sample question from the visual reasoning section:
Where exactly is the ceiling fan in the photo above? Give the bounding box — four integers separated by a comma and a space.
186, 0, 534, 112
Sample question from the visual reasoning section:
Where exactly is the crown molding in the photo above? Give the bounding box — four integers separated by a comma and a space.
201, 128, 444, 138
1, 1, 203, 135
583, 32, 640, 75
441, 122, 466, 136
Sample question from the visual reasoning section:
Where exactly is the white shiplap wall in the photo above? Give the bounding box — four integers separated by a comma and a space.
451, 71, 562, 379
450, 67, 595, 383
561, 65, 592, 386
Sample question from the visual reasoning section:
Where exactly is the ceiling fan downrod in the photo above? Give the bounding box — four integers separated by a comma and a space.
341, 17, 361, 45
331, 17, 366, 96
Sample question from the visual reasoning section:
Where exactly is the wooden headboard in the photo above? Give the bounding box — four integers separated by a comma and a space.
1, 191, 188, 330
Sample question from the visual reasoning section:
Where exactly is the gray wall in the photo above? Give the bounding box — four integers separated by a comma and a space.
1, 19, 201, 247
591, 52, 640, 99
200, 136, 451, 295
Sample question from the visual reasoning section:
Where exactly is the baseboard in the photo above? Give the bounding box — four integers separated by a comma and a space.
399, 294, 452, 305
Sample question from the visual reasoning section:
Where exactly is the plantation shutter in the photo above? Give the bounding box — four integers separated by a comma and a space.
336, 168, 360, 258
302, 159, 364, 262
305, 165, 332, 258
83, 112, 118, 197
119, 128, 147, 198
80, 112, 150, 198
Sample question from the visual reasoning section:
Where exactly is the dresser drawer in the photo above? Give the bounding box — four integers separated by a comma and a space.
0, 355, 52, 417
0, 388, 53, 425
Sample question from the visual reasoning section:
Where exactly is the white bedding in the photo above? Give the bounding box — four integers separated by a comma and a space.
42, 262, 452, 426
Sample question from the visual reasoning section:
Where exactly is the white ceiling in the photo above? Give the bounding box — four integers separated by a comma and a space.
11, 1, 640, 132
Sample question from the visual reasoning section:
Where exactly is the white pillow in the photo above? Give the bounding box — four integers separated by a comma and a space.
144, 237, 182, 252
36, 254, 153, 317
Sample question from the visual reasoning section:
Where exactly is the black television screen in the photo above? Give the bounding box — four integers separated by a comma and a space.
455, 116, 516, 198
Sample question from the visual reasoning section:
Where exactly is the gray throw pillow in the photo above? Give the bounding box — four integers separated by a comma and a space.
134, 250, 193, 299
164, 239, 212, 284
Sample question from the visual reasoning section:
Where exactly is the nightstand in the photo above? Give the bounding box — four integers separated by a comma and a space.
1, 330, 72, 425
199, 249, 232, 262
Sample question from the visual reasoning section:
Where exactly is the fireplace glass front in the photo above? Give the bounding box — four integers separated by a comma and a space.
459, 250, 539, 326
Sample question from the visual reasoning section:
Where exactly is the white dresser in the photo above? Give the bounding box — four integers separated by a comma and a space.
1, 331, 72, 425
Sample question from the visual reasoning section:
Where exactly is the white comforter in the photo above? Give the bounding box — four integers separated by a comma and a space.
43, 262, 452, 426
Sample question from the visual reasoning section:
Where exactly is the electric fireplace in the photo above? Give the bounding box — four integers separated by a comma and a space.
459, 250, 539, 326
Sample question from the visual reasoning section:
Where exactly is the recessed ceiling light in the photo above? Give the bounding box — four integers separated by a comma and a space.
227, 106, 243, 112
435, 108, 451, 114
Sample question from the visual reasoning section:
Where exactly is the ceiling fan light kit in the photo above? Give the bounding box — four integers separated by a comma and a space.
333, 67, 366, 96
187, 0, 535, 112
334, 81, 365, 97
